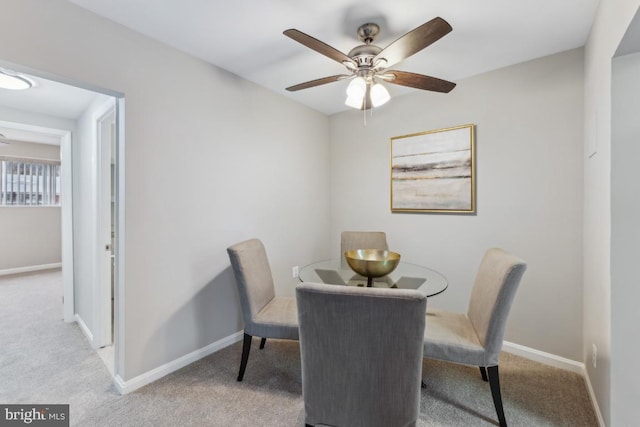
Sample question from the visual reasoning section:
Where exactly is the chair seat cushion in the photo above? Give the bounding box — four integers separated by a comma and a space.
423, 309, 488, 366
248, 296, 299, 340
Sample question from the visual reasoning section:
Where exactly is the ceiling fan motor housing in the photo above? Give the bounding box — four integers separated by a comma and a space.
348, 44, 382, 68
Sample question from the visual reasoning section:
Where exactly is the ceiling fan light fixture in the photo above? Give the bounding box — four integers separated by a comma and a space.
0, 70, 33, 90
370, 82, 390, 107
345, 76, 367, 109
345, 94, 363, 109
346, 76, 366, 99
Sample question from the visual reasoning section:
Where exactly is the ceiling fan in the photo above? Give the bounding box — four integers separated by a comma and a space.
283, 17, 456, 110
0, 133, 11, 146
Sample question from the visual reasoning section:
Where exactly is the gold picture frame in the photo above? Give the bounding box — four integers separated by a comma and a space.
390, 124, 476, 213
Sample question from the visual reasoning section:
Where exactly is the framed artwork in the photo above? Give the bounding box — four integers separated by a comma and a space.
390, 124, 475, 213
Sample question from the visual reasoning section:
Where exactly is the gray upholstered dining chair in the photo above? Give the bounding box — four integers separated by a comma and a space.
227, 238, 299, 381
296, 281, 426, 427
340, 231, 389, 268
422, 248, 527, 427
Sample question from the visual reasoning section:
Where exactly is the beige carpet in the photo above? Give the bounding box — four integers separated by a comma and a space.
0, 270, 598, 426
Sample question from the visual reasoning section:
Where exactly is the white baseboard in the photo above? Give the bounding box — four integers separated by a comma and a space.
0, 263, 62, 276
582, 366, 606, 427
114, 331, 244, 395
74, 314, 95, 347
502, 341, 584, 374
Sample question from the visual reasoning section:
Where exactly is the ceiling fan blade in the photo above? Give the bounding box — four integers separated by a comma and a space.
373, 17, 452, 69
383, 70, 456, 93
286, 74, 351, 92
0, 133, 11, 145
284, 29, 357, 68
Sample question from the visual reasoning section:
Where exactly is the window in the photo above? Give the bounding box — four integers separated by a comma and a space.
0, 157, 61, 206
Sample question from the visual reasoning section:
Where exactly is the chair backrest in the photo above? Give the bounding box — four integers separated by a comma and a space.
467, 248, 527, 364
296, 282, 426, 427
340, 231, 389, 268
227, 239, 276, 330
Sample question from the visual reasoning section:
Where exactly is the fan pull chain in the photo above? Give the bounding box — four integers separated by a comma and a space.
362, 102, 376, 126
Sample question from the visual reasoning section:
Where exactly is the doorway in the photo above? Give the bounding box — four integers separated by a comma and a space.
0, 60, 125, 381
0, 120, 73, 320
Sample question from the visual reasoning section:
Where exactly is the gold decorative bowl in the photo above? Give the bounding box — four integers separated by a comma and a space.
344, 249, 401, 278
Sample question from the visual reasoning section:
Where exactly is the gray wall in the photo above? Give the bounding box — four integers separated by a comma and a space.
0, 139, 62, 271
330, 48, 585, 361
0, 139, 60, 160
583, 0, 640, 424
0, 207, 61, 270
0, 0, 330, 380
611, 52, 640, 426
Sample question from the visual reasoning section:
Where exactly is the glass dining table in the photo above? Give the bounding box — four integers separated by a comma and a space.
298, 258, 448, 297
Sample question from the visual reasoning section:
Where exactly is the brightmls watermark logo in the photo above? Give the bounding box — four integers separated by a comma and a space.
1, 405, 69, 426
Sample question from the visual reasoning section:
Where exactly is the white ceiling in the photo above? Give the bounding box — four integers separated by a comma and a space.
0, 71, 100, 145
67, 0, 600, 115
0, 71, 99, 120
0, 0, 602, 140
0, 125, 65, 146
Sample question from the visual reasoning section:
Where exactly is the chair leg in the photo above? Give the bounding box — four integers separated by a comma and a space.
487, 365, 507, 427
480, 366, 488, 381
260, 337, 266, 349
237, 333, 252, 381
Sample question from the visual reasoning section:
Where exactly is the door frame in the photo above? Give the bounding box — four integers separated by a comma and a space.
114, 97, 126, 382
60, 131, 74, 322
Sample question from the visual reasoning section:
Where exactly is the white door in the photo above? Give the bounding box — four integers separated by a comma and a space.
96, 106, 115, 347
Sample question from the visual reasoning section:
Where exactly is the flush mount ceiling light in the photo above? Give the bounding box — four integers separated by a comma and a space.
0, 69, 34, 90
284, 18, 456, 111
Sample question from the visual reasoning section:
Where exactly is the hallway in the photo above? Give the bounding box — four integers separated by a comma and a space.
0, 269, 116, 419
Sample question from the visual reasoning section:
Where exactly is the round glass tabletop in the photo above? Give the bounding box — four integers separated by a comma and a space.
299, 258, 448, 297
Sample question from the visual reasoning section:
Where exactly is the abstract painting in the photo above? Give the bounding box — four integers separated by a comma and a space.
391, 124, 475, 213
